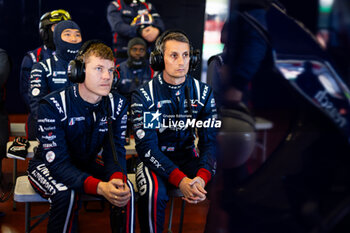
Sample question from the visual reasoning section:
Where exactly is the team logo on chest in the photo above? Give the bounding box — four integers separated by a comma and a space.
157, 100, 171, 108
99, 117, 108, 126
68, 116, 85, 126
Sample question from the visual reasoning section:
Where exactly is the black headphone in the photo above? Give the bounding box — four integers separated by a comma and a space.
149, 29, 201, 72
68, 40, 119, 83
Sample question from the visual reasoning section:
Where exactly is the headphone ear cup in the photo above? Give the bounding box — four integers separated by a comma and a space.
68, 40, 111, 84
149, 50, 164, 71
68, 59, 85, 83
189, 49, 201, 72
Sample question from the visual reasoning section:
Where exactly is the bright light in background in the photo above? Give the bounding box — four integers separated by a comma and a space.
203, 0, 228, 60
201, 0, 228, 82
319, 0, 334, 13
320, 0, 334, 6
205, 1, 228, 16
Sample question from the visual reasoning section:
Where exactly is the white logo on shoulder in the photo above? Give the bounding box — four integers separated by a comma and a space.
116, 98, 124, 115
68, 117, 85, 126
202, 85, 209, 100
145, 150, 151, 158
49, 97, 64, 114
32, 88, 40, 96
136, 129, 145, 139
140, 88, 151, 102
46, 151, 55, 163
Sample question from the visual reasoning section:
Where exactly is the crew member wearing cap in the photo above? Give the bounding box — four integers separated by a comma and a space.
114, 37, 154, 102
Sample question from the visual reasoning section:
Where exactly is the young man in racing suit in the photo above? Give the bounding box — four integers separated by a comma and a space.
131, 31, 218, 233
27, 41, 135, 233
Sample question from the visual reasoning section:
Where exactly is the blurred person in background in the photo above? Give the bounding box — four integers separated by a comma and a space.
205, 0, 272, 232
317, 0, 350, 85
107, 0, 165, 64
115, 37, 154, 102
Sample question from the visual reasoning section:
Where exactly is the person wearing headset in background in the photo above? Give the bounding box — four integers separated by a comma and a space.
106, 0, 165, 64
131, 30, 218, 233
20, 9, 71, 138
27, 20, 82, 140
27, 41, 135, 233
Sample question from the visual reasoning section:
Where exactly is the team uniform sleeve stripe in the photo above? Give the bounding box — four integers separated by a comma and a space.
59, 90, 67, 121
126, 179, 135, 233
151, 171, 159, 233
148, 80, 154, 109
63, 190, 76, 233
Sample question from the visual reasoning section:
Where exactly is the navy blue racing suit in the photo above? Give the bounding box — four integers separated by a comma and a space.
20, 45, 54, 108
27, 84, 135, 233
131, 73, 218, 233
106, 0, 164, 63
116, 60, 154, 102
28, 55, 73, 139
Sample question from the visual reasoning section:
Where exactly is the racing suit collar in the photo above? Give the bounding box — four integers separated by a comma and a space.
72, 85, 102, 111
159, 73, 187, 90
